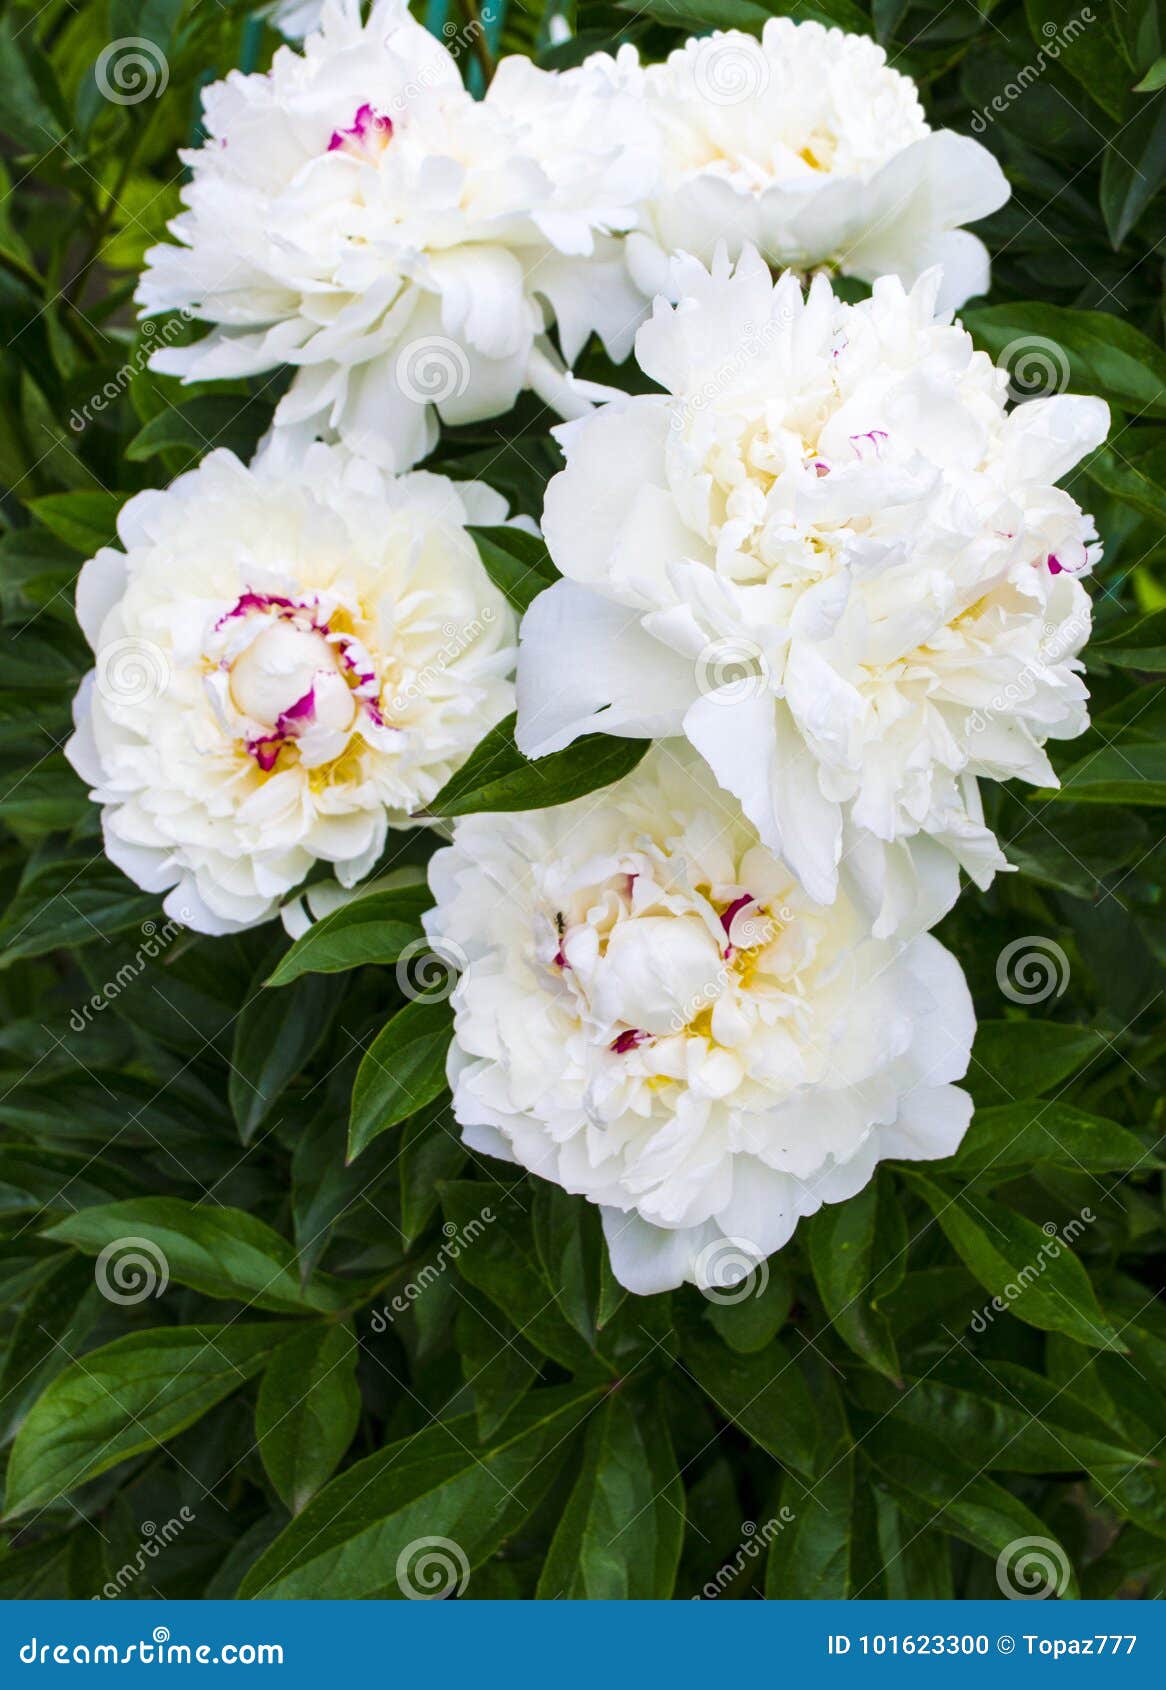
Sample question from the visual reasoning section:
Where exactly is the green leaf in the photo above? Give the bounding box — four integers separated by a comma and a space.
765, 1446, 858, 1598
875, 1495, 953, 1601
347, 997, 452, 1161
399, 1106, 467, 1245
0, 760, 90, 834
1042, 744, 1166, 806
229, 967, 340, 1143
238, 1384, 603, 1598
871, 0, 909, 44
969, 1021, 1106, 1106
0, 1255, 102, 1443
0, 17, 66, 151
255, 1323, 361, 1515
126, 394, 271, 469
1083, 442, 1166, 525
441, 1181, 600, 1373
853, 1357, 1152, 1476
855, 1415, 1080, 1594
677, 1310, 818, 1477
291, 1105, 400, 1278
532, 1183, 602, 1350
963, 305, 1166, 416
1095, 609, 1166, 671
621, 0, 869, 32
5, 1323, 293, 1518
25, 492, 124, 555
0, 1145, 142, 1222
537, 1392, 683, 1598
0, 857, 162, 971
1134, 55, 1166, 92
44, 1198, 347, 1315
429, 712, 648, 817
265, 885, 429, 986
469, 525, 558, 615
1003, 803, 1150, 898
1101, 95, 1166, 247
907, 1175, 1126, 1352
805, 1177, 902, 1382
946, 1101, 1159, 1177
1024, 1, 1132, 122
705, 1260, 792, 1354
455, 1297, 541, 1440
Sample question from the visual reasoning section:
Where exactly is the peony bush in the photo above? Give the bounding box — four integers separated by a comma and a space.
0, 0, 1164, 1603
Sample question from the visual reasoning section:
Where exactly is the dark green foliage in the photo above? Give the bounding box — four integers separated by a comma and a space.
0, 0, 1163, 1604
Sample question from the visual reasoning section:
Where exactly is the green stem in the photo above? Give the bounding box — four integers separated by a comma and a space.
459, 0, 496, 86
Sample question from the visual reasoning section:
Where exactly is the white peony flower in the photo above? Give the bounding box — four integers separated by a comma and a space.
66, 443, 516, 935
592, 19, 1009, 311
136, 0, 652, 472
425, 744, 975, 1295
263, 0, 326, 40
517, 249, 1109, 937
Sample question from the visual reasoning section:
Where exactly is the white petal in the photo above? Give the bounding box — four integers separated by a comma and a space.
516, 580, 694, 756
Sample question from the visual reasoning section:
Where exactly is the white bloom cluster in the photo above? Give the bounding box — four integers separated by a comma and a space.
595, 20, 1010, 311
425, 745, 974, 1293
138, 8, 1009, 476
73, 9, 1111, 1291
517, 249, 1107, 937
67, 444, 515, 934
137, 0, 652, 471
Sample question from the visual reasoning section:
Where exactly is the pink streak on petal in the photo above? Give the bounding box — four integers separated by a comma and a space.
610, 1029, 650, 1054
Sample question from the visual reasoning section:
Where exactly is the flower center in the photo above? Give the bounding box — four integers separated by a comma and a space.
210, 591, 386, 774
551, 878, 780, 1055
